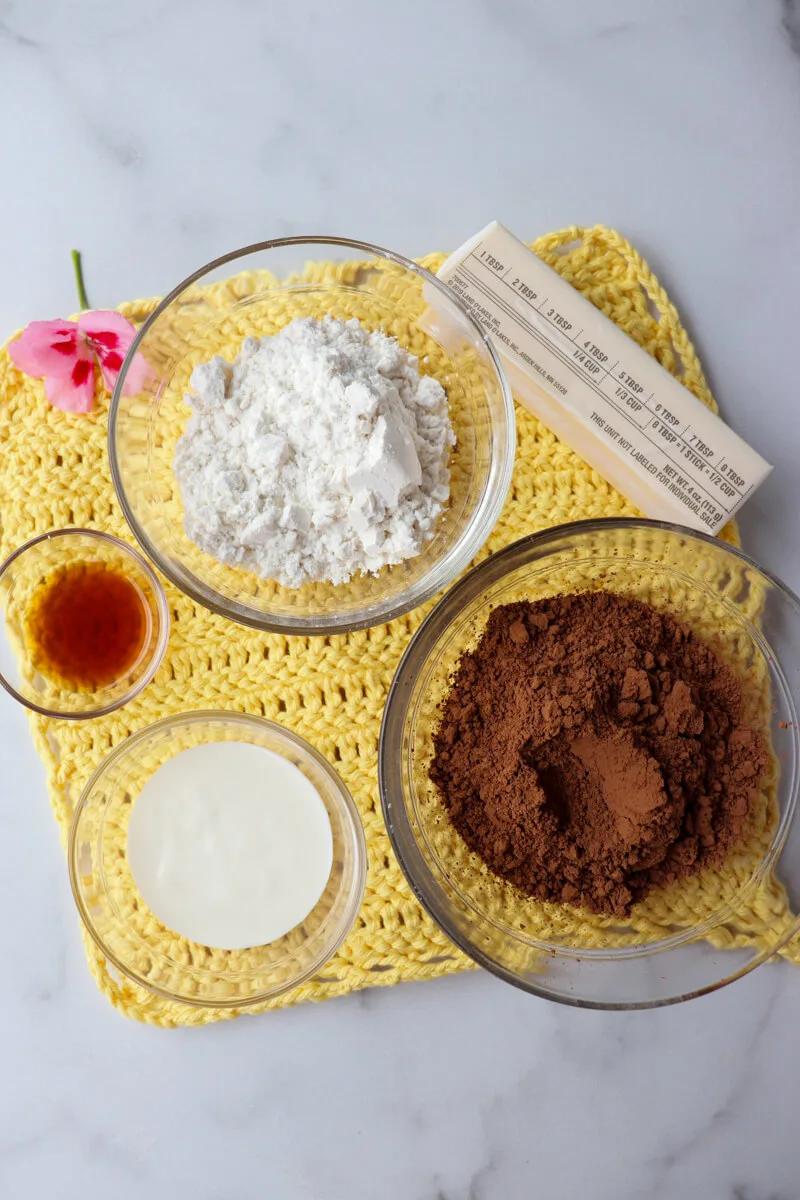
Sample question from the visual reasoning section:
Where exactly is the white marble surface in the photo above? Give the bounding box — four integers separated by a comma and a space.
1, 1, 799, 1197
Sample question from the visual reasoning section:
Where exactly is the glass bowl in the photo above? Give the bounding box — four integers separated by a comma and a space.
379, 519, 800, 1009
68, 710, 367, 1007
108, 236, 515, 635
0, 528, 169, 719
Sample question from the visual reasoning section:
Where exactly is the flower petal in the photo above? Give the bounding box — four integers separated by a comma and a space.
8, 320, 78, 378
44, 358, 95, 413
97, 348, 124, 392
79, 309, 148, 393
78, 309, 138, 350
99, 349, 150, 395
118, 351, 153, 396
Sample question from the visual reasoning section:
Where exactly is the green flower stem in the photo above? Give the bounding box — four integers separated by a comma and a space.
71, 249, 90, 311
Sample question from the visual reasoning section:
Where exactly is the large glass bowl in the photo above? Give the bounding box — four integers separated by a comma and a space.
108, 237, 514, 634
379, 519, 800, 1009
69, 711, 367, 1007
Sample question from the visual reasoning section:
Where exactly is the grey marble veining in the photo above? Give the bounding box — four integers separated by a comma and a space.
783, 0, 800, 55
1, 1, 800, 1197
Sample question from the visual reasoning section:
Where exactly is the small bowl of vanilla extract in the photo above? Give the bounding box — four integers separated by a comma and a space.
0, 529, 169, 719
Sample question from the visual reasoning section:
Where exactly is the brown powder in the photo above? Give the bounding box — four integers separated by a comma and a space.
430, 591, 770, 917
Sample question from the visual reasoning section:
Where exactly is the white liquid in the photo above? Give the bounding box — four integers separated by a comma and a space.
126, 741, 334, 950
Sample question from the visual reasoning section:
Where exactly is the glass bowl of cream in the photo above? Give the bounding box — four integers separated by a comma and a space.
108, 237, 515, 635
68, 710, 366, 1007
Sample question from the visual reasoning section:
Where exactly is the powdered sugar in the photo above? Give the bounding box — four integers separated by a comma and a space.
174, 317, 455, 588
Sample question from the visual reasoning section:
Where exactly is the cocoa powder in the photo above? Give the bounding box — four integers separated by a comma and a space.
430, 592, 770, 917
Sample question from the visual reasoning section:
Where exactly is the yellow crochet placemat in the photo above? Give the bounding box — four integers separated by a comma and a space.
0, 225, 794, 1027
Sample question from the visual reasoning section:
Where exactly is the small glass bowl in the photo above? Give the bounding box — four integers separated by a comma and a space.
0, 529, 169, 719
68, 711, 367, 1007
108, 236, 515, 635
379, 519, 800, 1009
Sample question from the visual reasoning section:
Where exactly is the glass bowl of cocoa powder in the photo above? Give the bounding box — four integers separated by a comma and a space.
379, 519, 800, 1008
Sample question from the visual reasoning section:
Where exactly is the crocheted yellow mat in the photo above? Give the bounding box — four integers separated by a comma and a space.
0, 226, 795, 1027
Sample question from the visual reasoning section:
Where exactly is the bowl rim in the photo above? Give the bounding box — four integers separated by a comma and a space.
0, 526, 170, 719
67, 709, 368, 1008
107, 234, 516, 635
379, 516, 800, 1010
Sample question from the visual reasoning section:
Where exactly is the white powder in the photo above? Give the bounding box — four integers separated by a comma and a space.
175, 317, 455, 588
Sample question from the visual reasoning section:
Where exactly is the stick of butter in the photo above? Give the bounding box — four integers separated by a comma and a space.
424, 221, 771, 533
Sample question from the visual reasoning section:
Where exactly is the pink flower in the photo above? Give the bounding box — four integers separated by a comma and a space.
8, 311, 151, 414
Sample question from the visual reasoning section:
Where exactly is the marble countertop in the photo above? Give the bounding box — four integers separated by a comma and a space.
1, 2, 799, 1197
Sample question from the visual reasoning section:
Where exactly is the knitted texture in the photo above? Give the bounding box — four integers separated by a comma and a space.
0, 226, 795, 1027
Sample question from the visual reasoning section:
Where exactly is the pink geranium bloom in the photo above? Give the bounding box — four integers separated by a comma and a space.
8, 311, 151, 414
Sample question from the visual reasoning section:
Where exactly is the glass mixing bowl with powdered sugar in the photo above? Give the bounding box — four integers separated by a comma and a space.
108, 238, 515, 634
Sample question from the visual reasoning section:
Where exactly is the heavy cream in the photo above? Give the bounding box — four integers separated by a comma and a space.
126, 741, 334, 950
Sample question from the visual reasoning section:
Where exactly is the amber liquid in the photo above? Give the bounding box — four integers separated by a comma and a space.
25, 562, 149, 690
